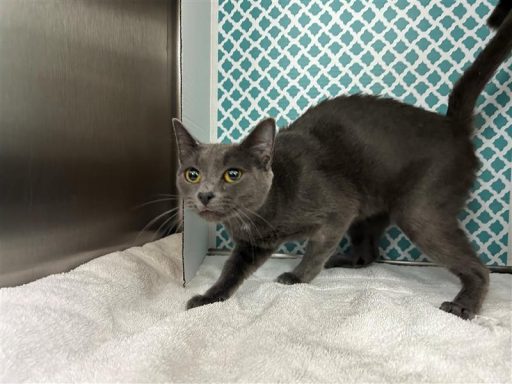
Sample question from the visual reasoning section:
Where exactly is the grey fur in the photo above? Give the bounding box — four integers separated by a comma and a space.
173, 8, 512, 320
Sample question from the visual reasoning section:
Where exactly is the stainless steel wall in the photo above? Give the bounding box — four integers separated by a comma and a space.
0, 0, 180, 286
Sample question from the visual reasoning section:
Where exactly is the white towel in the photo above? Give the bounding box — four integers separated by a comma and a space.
1, 234, 511, 383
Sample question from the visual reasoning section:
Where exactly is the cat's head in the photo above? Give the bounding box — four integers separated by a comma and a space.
172, 118, 276, 222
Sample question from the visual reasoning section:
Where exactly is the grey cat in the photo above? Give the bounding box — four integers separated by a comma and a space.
173, 3, 512, 320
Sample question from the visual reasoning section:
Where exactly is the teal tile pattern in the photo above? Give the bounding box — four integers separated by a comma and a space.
216, 0, 512, 266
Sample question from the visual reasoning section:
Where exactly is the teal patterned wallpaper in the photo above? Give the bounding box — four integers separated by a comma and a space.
215, 0, 512, 266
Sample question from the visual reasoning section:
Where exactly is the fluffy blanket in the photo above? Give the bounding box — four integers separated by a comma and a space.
1, 234, 511, 383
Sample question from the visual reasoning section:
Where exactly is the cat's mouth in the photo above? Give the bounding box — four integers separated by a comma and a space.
198, 209, 225, 221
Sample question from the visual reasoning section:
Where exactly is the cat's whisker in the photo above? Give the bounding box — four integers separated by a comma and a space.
239, 205, 275, 229
167, 217, 183, 235
232, 209, 256, 251
237, 211, 258, 263
152, 211, 181, 241
237, 207, 263, 242
135, 207, 181, 243
133, 197, 181, 210
154, 193, 181, 197
234, 208, 259, 253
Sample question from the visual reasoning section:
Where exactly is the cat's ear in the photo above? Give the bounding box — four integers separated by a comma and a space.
241, 117, 276, 170
172, 118, 201, 162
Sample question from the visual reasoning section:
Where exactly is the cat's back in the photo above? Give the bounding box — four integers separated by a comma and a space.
288, 94, 452, 141
273, 94, 472, 195
279, 94, 460, 165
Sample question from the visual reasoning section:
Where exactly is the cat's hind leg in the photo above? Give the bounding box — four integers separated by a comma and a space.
325, 213, 389, 269
396, 209, 489, 320
276, 218, 354, 285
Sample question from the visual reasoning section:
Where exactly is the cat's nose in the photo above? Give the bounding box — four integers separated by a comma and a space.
198, 192, 215, 206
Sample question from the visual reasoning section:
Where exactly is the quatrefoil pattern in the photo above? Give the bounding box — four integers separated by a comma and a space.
215, 0, 512, 266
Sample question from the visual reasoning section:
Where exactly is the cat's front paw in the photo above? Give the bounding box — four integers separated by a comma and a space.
276, 272, 302, 285
440, 301, 475, 320
186, 294, 225, 310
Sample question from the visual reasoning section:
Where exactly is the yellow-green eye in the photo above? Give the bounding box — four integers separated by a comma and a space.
223, 168, 242, 183
184, 168, 201, 183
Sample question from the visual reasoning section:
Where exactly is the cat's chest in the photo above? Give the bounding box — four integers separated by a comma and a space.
224, 218, 317, 248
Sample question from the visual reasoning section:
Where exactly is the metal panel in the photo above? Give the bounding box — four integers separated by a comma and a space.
0, 0, 180, 286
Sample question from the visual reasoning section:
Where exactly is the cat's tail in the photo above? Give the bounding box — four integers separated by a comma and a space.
488, 0, 512, 29
446, 2, 512, 127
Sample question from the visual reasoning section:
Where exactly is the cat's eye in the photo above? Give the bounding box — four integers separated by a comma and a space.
184, 168, 201, 184
223, 168, 242, 183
